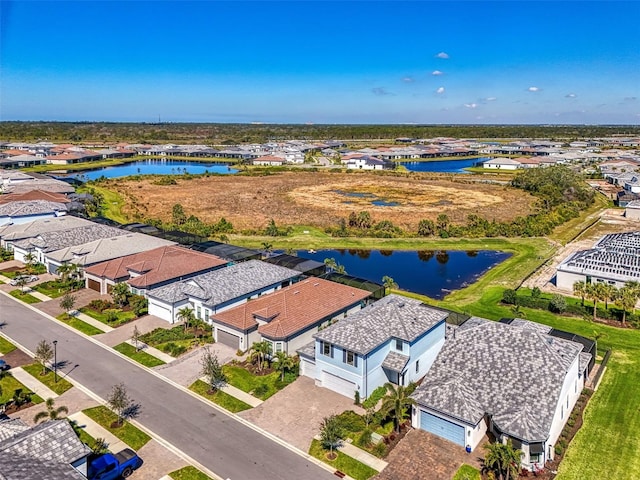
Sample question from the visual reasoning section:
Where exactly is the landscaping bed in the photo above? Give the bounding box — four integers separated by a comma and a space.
188, 379, 252, 413
114, 342, 166, 368
22, 363, 74, 395
83, 406, 151, 450
9, 289, 41, 304
33, 279, 83, 298
80, 302, 137, 327
56, 314, 104, 336
308, 439, 377, 480
139, 326, 210, 357
0, 373, 44, 412
222, 362, 297, 401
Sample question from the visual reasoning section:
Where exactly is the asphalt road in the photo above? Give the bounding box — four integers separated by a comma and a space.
0, 294, 334, 480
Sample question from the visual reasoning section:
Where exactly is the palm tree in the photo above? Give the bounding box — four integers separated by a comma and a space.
382, 275, 398, 294
34, 398, 69, 423
177, 306, 195, 333
573, 281, 587, 306
56, 262, 78, 285
249, 341, 272, 372
23, 252, 37, 272
483, 440, 523, 480
601, 283, 617, 310
616, 286, 639, 325
273, 351, 296, 381
380, 382, 416, 433
585, 283, 602, 321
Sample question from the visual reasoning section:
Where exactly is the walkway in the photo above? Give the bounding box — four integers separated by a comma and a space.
198, 377, 263, 407
10, 366, 59, 399
68, 411, 129, 452
339, 441, 388, 471
128, 339, 175, 363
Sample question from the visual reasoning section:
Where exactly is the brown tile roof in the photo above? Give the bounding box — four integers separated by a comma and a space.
0, 190, 70, 204
212, 278, 371, 339
84, 245, 227, 288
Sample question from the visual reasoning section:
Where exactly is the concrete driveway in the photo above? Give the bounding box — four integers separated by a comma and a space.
154, 342, 237, 386
239, 376, 363, 451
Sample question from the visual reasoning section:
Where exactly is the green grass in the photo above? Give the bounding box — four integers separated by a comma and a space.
83, 406, 151, 450
138, 326, 206, 357
308, 439, 378, 480
169, 466, 215, 480
0, 336, 17, 354
32, 280, 72, 298
83, 184, 129, 224
57, 314, 104, 336
188, 380, 252, 413
0, 373, 44, 405
9, 289, 41, 304
22, 363, 74, 395
79, 307, 137, 327
222, 364, 296, 400
453, 464, 481, 480
114, 342, 166, 368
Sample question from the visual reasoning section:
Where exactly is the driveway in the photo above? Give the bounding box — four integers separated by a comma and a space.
154, 342, 237, 386
94, 315, 173, 347
239, 375, 363, 451
374, 429, 487, 480
35, 288, 111, 318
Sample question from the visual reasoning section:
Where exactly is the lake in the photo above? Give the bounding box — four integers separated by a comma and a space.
398, 157, 490, 173
296, 249, 510, 299
67, 160, 238, 181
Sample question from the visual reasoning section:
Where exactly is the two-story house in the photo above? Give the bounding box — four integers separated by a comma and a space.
298, 294, 448, 399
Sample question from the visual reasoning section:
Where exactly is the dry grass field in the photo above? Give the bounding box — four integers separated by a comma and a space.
106, 171, 537, 231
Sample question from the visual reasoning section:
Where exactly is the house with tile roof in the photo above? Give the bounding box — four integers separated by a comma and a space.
146, 260, 301, 324
411, 317, 591, 471
555, 231, 640, 290
210, 277, 371, 352
0, 419, 91, 480
299, 294, 448, 399
84, 245, 228, 295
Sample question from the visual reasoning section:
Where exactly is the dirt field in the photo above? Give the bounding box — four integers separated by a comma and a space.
106, 171, 537, 231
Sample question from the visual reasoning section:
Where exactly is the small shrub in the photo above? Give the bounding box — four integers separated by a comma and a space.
502, 289, 518, 305
372, 441, 387, 457
362, 386, 386, 409
236, 349, 244, 357
549, 294, 568, 313
88, 299, 113, 312
335, 410, 366, 434
253, 384, 269, 398
354, 390, 361, 406
357, 429, 373, 448
555, 444, 564, 456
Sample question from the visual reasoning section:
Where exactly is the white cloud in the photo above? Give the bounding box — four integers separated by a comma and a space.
565, 93, 577, 98
431, 70, 443, 76
527, 86, 541, 92
485, 97, 497, 102
464, 103, 478, 109
435, 52, 449, 59
436, 87, 445, 94
402, 77, 415, 83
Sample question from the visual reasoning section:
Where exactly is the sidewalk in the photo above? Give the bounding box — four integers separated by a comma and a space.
68, 411, 128, 452
126, 339, 174, 363
74, 311, 114, 332
24, 288, 53, 302
199, 377, 263, 407
10, 366, 59, 399
339, 441, 388, 471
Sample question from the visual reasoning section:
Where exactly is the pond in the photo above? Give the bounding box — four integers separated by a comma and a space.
398, 157, 490, 173
296, 249, 510, 299
332, 190, 400, 207
66, 160, 238, 181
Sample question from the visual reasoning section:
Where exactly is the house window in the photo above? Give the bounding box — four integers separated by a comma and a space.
561, 405, 564, 420
415, 360, 420, 373
395, 339, 403, 351
204, 309, 210, 321
275, 342, 283, 353
343, 350, 357, 367
530, 453, 541, 464
196, 306, 201, 319
321, 341, 332, 357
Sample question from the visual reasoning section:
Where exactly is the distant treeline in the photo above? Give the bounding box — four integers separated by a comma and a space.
2, 121, 640, 144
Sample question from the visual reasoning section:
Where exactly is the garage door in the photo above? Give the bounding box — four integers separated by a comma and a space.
87, 278, 101, 292
321, 371, 356, 398
420, 410, 465, 446
216, 329, 240, 349
300, 358, 316, 378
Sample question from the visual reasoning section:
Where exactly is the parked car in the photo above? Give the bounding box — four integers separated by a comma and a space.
0, 359, 9, 371
9, 275, 38, 286
87, 449, 143, 480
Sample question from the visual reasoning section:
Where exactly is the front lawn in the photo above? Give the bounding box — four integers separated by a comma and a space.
79, 306, 137, 327
188, 380, 252, 413
83, 406, 151, 450
139, 326, 209, 357
114, 342, 166, 368
0, 336, 16, 354
57, 314, 104, 336
169, 466, 214, 480
0, 373, 44, 405
9, 289, 41, 304
33, 280, 82, 298
453, 464, 481, 480
222, 363, 296, 400
22, 363, 74, 395
308, 439, 377, 480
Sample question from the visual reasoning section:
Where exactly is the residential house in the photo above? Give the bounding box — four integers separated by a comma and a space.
0, 216, 95, 255
146, 260, 301, 324
299, 294, 448, 399
411, 317, 592, 470
210, 277, 371, 352
251, 155, 286, 166
482, 158, 522, 170
84, 245, 227, 295
344, 155, 389, 170
0, 419, 92, 480
0, 200, 68, 226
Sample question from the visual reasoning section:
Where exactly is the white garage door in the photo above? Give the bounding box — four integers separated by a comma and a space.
321, 371, 356, 398
300, 358, 316, 378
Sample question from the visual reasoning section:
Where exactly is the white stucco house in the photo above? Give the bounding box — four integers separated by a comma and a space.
298, 294, 448, 399
482, 157, 522, 170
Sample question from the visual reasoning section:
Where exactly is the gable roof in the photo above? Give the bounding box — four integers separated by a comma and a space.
0, 215, 92, 242
0, 200, 67, 218
313, 294, 447, 355
212, 277, 370, 338
411, 318, 585, 443
13, 223, 127, 253
85, 245, 227, 287
0, 190, 70, 204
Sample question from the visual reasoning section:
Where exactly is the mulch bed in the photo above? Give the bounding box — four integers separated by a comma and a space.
3, 401, 37, 415
233, 359, 275, 376
381, 422, 412, 456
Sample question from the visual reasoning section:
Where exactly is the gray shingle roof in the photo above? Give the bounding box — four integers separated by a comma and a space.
313, 294, 447, 355
14, 223, 126, 253
0, 215, 92, 242
148, 260, 300, 306
0, 201, 67, 217
411, 318, 584, 442
381, 351, 410, 372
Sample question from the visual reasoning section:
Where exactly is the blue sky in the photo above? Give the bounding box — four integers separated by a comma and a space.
1, 1, 639, 124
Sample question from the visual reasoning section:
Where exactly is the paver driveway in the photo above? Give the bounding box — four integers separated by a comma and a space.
239, 375, 363, 451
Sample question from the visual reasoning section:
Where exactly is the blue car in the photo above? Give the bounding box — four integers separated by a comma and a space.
0, 359, 9, 371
